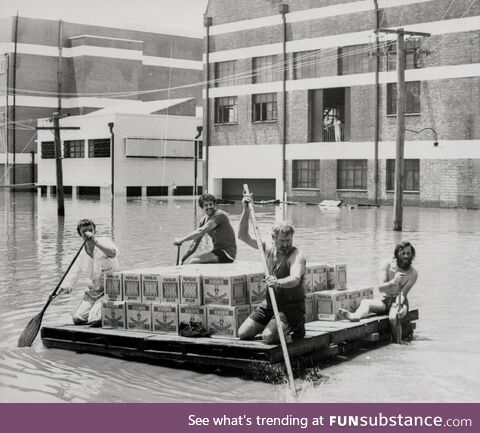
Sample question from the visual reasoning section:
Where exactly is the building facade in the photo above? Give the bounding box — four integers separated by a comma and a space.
0, 16, 203, 188
203, 0, 480, 207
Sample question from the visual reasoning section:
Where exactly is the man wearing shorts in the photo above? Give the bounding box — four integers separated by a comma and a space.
338, 241, 418, 339
237, 196, 306, 344
174, 193, 236, 264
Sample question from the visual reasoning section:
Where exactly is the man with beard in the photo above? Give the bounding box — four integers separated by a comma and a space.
174, 193, 236, 264
237, 196, 306, 344
338, 241, 418, 336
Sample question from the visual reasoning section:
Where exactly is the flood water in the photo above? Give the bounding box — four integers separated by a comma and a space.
1, 192, 479, 403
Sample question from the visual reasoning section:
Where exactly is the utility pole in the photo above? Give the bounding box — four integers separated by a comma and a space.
36, 113, 79, 216
377, 28, 430, 231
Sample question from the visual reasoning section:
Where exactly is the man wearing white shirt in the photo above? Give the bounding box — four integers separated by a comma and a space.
61, 219, 119, 325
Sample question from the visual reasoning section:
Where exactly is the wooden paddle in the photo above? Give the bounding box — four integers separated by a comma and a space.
176, 245, 181, 266
243, 184, 297, 399
393, 289, 403, 344
17, 238, 87, 347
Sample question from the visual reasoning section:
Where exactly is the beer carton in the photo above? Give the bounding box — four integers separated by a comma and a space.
141, 271, 162, 303
303, 267, 313, 293
203, 273, 247, 306
335, 263, 348, 290
326, 265, 336, 290
122, 272, 142, 302
316, 290, 350, 321
178, 304, 207, 327
206, 305, 250, 338
180, 273, 203, 305
151, 303, 179, 334
305, 293, 317, 323
347, 287, 364, 311
126, 302, 152, 331
101, 300, 126, 329
311, 264, 328, 291
246, 272, 266, 304
160, 274, 181, 303
104, 272, 123, 301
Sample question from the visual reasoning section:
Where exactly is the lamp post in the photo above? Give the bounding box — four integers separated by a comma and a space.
405, 127, 438, 147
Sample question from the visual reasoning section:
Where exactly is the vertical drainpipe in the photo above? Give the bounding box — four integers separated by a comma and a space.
12, 12, 19, 187
57, 20, 63, 114
373, 0, 380, 205
204, 15, 212, 193
280, 3, 288, 202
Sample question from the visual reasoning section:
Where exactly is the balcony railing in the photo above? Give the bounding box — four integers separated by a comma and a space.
323, 123, 345, 142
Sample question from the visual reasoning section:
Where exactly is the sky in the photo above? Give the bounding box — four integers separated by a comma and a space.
0, 0, 209, 36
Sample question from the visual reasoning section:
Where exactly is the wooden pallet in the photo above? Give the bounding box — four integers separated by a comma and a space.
41, 310, 418, 381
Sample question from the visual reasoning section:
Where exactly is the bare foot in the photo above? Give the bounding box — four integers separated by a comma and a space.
338, 308, 359, 322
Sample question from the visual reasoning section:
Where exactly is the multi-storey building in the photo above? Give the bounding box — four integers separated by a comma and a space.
203, 0, 480, 207
0, 15, 203, 188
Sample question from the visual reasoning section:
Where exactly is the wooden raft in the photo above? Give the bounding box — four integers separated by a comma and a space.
41, 310, 418, 381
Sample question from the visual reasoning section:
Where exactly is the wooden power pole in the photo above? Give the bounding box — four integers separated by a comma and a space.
377, 28, 430, 231
36, 113, 79, 217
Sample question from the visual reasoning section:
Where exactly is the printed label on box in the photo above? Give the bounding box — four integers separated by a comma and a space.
203, 275, 246, 306
104, 272, 123, 301
152, 303, 179, 334
142, 273, 161, 303
246, 273, 266, 304
123, 273, 142, 301
303, 267, 313, 293
161, 274, 180, 303
126, 302, 151, 331
312, 265, 328, 291
179, 304, 206, 326
180, 275, 202, 305
101, 300, 126, 328
206, 305, 250, 337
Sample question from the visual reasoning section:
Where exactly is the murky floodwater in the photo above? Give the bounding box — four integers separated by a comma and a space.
1, 192, 479, 402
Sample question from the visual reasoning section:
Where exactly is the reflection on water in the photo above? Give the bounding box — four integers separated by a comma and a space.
1, 192, 480, 402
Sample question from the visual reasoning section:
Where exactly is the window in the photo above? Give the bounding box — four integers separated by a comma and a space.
337, 160, 367, 189
292, 160, 320, 189
252, 93, 277, 122
338, 45, 370, 75
64, 140, 85, 158
253, 56, 277, 83
214, 97, 238, 124
41, 141, 55, 159
88, 139, 110, 158
386, 159, 419, 192
215, 60, 236, 87
386, 39, 421, 71
293, 50, 322, 79
387, 81, 420, 115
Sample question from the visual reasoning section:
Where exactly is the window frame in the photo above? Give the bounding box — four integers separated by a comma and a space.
338, 44, 370, 75
63, 140, 85, 159
293, 50, 322, 80
41, 141, 55, 159
252, 93, 277, 123
292, 160, 320, 189
337, 159, 368, 190
386, 159, 420, 192
214, 60, 237, 87
252, 55, 277, 84
214, 96, 238, 125
386, 39, 421, 71
88, 139, 111, 158
387, 81, 421, 115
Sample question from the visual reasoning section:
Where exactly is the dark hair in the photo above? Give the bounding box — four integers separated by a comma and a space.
77, 218, 96, 236
271, 221, 295, 238
394, 241, 415, 260
198, 193, 217, 208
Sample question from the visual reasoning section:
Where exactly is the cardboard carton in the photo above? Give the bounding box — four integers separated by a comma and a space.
246, 272, 266, 304
305, 293, 317, 322
311, 264, 328, 291
101, 300, 126, 329
326, 265, 336, 290
151, 303, 179, 334
335, 263, 348, 290
141, 271, 162, 303
303, 267, 313, 293
122, 272, 142, 302
206, 305, 250, 337
160, 274, 181, 303
126, 302, 152, 331
316, 290, 350, 321
178, 304, 207, 327
104, 272, 123, 301
180, 273, 203, 305
203, 273, 247, 306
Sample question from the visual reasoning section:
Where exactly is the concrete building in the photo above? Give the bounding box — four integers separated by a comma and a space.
36, 99, 203, 198
203, 0, 480, 207
0, 15, 203, 188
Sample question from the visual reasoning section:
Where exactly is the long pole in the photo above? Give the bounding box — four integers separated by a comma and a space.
393, 29, 405, 231
243, 184, 297, 399
204, 16, 212, 192
108, 122, 114, 196
12, 12, 19, 188
373, 0, 380, 206
53, 113, 65, 216
280, 4, 288, 203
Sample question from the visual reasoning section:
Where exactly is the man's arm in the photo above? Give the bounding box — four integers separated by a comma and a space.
400, 268, 418, 299
265, 250, 306, 289
238, 196, 258, 249
174, 219, 217, 246
378, 260, 403, 296
180, 238, 201, 264
84, 232, 117, 258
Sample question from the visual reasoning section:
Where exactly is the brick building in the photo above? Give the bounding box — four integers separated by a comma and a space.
0, 15, 203, 188
203, 0, 480, 207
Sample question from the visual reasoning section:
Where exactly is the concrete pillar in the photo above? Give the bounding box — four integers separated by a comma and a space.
209, 178, 222, 197
168, 184, 177, 196
72, 186, 78, 200
141, 186, 147, 197
47, 186, 53, 197
100, 186, 112, 201
37, 187, 42, 198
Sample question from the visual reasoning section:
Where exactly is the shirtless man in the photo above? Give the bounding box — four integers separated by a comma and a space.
237, 196, 306, 344
339, 241, 418, 339
174, 193, 236, 264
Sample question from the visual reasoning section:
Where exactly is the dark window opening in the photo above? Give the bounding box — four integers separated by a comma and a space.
387, 81, 420, 115
214, 97, 238, 124
292, 160, 320, 189
338, 45, 371, 75
215, 60, 237, 87
252, 93, 277, 122
88, 139, 111, 157
293, 50, 322, 79
78, 186, 100, 196
41, 142, 55, 159
126, 186, 142, 197
146, 186, 168, 196
337, 160, 367, 189
253, 56, 277, 83
64, 140, 85, 158
386, 159, 420, 192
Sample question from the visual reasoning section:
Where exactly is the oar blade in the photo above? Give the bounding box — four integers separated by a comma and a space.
17, 311, 44, 347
